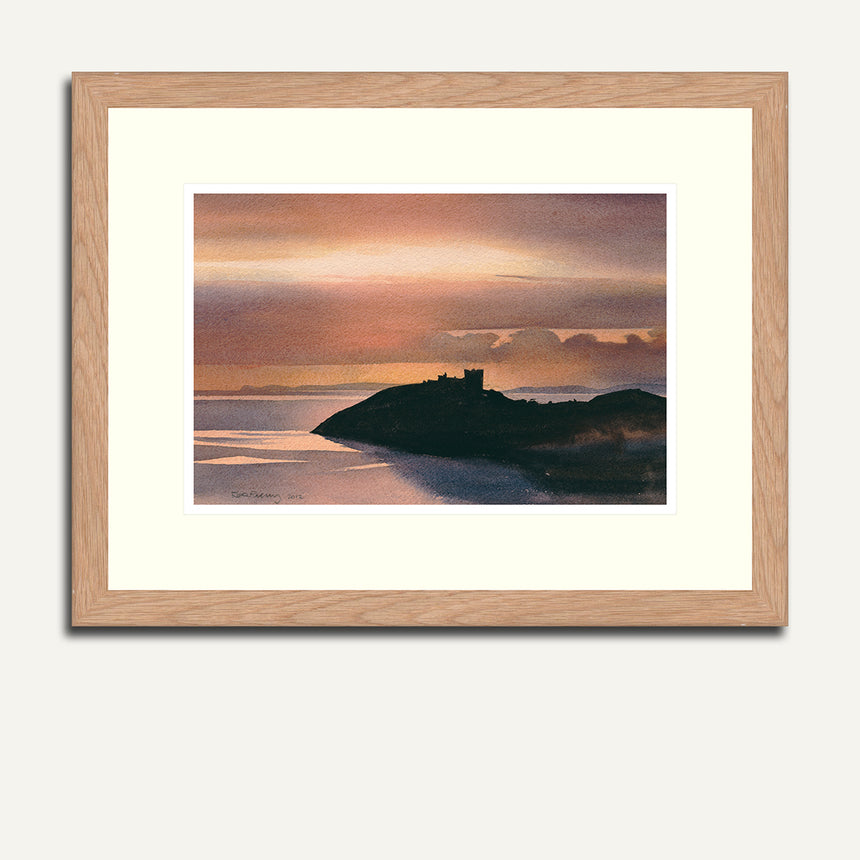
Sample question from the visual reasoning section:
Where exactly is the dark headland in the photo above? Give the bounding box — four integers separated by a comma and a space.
312, 370, 667, 501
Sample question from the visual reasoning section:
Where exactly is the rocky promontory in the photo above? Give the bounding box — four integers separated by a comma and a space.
312, 370, 665, 458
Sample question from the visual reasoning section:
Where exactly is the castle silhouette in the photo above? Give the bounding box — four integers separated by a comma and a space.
426, 368, 484, 393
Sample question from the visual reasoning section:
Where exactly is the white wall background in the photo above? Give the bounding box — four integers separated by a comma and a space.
2, 2, 857, 857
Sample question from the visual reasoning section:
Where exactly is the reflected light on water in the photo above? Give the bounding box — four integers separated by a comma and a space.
194, 430, 357, 452
195, 456, 309, 466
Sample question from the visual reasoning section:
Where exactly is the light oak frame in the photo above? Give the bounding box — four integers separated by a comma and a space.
72, 73, 787, 626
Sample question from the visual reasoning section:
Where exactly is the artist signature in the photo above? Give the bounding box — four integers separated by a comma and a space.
230, 490, 291, 504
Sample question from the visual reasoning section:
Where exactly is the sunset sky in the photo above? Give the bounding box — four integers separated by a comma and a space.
194, 193, 667, 390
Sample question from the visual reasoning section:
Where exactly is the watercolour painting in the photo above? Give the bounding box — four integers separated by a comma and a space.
191, 187, 674, 509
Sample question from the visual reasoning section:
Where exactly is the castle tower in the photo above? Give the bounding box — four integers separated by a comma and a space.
463, 368, 484, 392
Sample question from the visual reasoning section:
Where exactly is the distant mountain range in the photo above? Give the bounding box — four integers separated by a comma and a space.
196, 381, 667, 397
504, 382, 667, 396
195, 382, 394, 396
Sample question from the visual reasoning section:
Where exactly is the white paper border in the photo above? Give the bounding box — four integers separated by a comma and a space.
184, 182, 677, 517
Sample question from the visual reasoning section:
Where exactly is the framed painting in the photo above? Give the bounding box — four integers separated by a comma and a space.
71, 72, 787, 625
